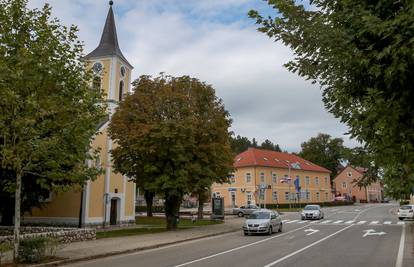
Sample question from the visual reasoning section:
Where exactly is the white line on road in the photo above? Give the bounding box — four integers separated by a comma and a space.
172, 224, 311, 267
357, 221, 367, 225
286, 220, 299, 224
297, 221, 307, 224
369, 221, 379, 225
397, 221, 405, 225
383, 221, 392, 225
320, 220, 332, 224
345, 220, 355, 224
263, 224, 354, 267
395, 224, 406, 267
333, 220, 343, 224
282, 220, 290, 223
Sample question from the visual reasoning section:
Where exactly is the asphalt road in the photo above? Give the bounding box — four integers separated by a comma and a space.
68, 204, 412, 267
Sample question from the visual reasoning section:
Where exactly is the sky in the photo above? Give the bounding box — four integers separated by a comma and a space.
27, 0, 358, 152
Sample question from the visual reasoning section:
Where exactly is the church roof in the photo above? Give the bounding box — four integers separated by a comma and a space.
84, 1, 133, 68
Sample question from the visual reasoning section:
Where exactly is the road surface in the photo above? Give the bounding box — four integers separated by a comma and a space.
68, 204, 412, 267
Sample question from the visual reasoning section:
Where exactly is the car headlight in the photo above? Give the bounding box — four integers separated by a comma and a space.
301, 212, 305, 216
260, 223, 269, 227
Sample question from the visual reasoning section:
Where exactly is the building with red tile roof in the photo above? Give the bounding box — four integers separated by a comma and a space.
211, 148, 333, 208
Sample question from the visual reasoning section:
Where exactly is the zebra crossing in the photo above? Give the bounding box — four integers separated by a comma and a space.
281, 219, 407, 226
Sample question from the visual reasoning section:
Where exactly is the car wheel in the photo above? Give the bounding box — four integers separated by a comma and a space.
238, 212, 244, 217
278, 223, 283, 232
398, 217, 404, 221
268, 226, 273, 235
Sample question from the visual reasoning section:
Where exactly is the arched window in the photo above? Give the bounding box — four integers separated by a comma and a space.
93, 76, 101, 91
119, 80, 124, 101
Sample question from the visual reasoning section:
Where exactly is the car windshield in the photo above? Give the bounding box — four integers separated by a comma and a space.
304, 206, 319, 210
248, 212, 270, 219
400, 205, 412, 210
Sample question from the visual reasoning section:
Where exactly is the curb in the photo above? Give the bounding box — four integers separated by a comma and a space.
31, 228, 241, 267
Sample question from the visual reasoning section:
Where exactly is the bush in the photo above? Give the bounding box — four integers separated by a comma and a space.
400, 200, 410, 206
0, 242, 12, 266
18, 237, 59, 263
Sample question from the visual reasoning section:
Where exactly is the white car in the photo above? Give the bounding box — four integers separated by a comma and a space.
243, 209, 283, 235
301, 205, 324, 220
398, 205, 414, 220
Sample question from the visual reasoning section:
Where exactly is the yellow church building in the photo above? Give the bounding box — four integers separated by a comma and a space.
24, 1, 136, 227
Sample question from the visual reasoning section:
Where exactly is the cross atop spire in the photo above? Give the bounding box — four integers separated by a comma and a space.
85, 1, 132, 68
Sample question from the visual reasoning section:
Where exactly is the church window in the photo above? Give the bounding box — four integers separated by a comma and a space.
119, 81, 124, 101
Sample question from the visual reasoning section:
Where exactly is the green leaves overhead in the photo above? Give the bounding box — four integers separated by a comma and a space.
250, 0, 414, 197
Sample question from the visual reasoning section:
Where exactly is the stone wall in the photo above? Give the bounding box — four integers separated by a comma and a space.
0, 226, 95, 245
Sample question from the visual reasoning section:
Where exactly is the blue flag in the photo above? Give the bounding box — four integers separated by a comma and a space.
294, 178, 300, 192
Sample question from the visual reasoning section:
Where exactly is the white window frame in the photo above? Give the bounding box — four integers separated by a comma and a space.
260, 172, 265, 183
272, 191, 278, 201
272, 173, 277, 184
316, 192, 320, 201
342, 182, 347, 189
315, 177, 319, 186
305, 176, 310, 185
246, 173, 252, 183
284, 192, 289, 201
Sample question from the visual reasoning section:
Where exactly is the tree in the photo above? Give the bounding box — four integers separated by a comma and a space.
249, 0, 414, 196
0, 0, 105, 260
109, 74, 233, 230
230, 135, 282, 154
299, 133, 345, 178
260, 139, 282, 152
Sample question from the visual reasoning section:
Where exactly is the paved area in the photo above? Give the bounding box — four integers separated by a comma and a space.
64, 204, 413, 267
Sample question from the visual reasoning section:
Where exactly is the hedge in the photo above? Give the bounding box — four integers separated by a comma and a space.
135, 206, 165, 213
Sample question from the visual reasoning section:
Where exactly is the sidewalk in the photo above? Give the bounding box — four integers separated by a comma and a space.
34, 216, 244, 267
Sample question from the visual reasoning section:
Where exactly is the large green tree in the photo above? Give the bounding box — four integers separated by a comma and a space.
249, 1, 414, 197
109, 74, 233, 229
0, 0, 105, 260
299, 133, 345, 178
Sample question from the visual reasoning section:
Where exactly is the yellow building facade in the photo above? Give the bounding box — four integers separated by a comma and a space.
211, 148, 332, 208
24, 2, 136, 227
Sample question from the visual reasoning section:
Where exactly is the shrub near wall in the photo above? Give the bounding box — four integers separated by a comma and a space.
135, 206, 165, 213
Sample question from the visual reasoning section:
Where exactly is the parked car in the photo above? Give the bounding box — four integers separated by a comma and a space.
398, 204, 414, 220
243, 209, 282, 235
301, 205, 324, 220
232, 204, 259, 217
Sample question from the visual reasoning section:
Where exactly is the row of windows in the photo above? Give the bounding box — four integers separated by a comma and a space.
214, 191, 329, 202
341, 182, 381, 192
242, 172, 329, 186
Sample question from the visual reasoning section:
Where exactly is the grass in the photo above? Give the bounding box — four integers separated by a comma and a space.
96, 216, 223, 239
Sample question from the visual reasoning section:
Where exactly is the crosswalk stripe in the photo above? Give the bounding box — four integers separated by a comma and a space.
333, 220, 343, 224
320, 220, 332, 224
397, 221, 405, 225
345, 220, 354, 224
282, 220, 290, 223
369, 221, 379, 225
286, 220, 298, 224
383, 221, 392, 225
357, 221, 367, 224
297, 220, 307, 224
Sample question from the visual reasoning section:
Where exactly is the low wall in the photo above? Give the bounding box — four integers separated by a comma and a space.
0, 226, 95, 245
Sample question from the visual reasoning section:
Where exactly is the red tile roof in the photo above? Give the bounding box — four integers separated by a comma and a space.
234, 148, 331, 174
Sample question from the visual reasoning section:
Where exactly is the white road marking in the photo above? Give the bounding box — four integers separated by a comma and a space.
172, 224, 311, 267
395, 224, 406, 267
363, 229, 386, 237
369, 221, 379, 225
333, 220, 343, 224
345, 220, 355, 224
263, 224, 354, 267
320, 220, 332, 224
304, 228, 319, 236
286, 220, 299, 224
383, 221, 392, 225
357, 221, 367, 225
297, 220, 307, 224
282, 220, 290, 223
397, 221, 405, 225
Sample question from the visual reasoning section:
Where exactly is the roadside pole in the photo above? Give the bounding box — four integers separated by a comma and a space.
288, 163, 291, 210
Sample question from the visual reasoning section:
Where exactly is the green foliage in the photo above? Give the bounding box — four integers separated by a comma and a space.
399, 200, 409, 206
0, 242, 12, 266
299, 133, 344, 178
109, 74, 233, 229
249, 0, 414, 197
230, 135, 282, 154
135, 205, 165, 214
18, 237, 58, 263
266, 201, 354, 210
0, 0, 105, 216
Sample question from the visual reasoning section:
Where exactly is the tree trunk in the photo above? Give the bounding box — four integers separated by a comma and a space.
144, 190, 155, 217
13, 171, 22, 262
165, 193, 182, 230
197, 191, 206, 220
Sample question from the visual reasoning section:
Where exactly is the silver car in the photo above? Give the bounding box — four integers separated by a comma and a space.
233, 204, 259, 217
243, 210, 283, 235
301, 205, 324, 220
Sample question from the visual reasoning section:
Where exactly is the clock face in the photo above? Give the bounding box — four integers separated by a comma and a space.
92, 62, 103, 74
120, 66, 126, 77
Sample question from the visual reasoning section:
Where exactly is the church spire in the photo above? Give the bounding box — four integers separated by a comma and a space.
85, 1, 132, 68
